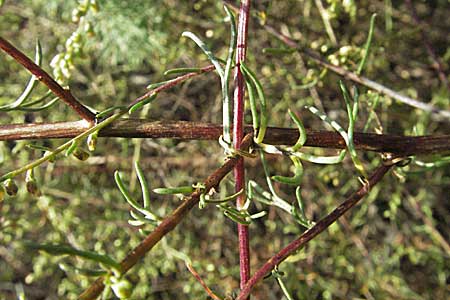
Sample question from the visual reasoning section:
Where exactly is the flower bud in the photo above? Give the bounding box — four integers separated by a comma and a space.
4, 179, 18, 196
26, 169, 41, 197
72, 148, 90, 161
87, 132, 98, 152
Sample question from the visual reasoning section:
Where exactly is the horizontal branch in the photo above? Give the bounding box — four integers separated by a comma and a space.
0, 119, 449, 156
0, 37, 96, 122
79, 133, 254, 300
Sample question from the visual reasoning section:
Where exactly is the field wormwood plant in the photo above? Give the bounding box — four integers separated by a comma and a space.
0, 1, 449, 299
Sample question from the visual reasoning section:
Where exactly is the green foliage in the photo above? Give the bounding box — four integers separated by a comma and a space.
0, 1, 449, 300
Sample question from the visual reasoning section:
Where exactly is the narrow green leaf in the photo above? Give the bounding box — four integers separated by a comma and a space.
24, 242, 120, 271
339, 81, 367, 178
164, 68, 203, 76
0, 40, 42, 111
153, 186, 194, 195
65, 140, 79, 157
357, 13, 377, 75
287, 109, 307, 151
16, 97, 59, 111
95, 106, 127, 119
182, 31, 224, 77
128, 93, 157, 114
222, 4, 237, 144
203, 189, 244, 204
134, 162, 150, 209
292, 150, 347, 164
114, 171, 142, 211
240, 62, 268, 144
271, 156, 304, 185
245, 79, 259, 131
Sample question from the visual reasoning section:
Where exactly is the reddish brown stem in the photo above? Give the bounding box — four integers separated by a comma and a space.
236, 163, 393, 300
186, 263, 222, 300
128, 65, 215, 108
0, 37, 96, 123
233, 0, 251, 293
1, 120, 449, 156
79, 134, 254, 300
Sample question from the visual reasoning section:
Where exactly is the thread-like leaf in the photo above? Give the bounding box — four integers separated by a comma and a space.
164, 68, 203, 76
24, 242, 120, 271
222, 4, 237, 144
357, 13, 377, 75
0, 40, 42, 111
287, 109, 307, 151
134, 162, 150, 209
240, 62, 268, 144
340, 81, 367, 178
272, 156, 304, 185
182, 31, 224, 77
128, 93, 157, 114
153, 186, 194, 195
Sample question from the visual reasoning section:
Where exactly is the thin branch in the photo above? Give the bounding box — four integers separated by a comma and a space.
186, 263, 222, 300
1, 120, 449, 156
128, 65, 215, 108
405, 0, 449, 90
314, 0, 338, 46
263, 24, 450, 120
0, 37, 96, 123
222, 1, 450, 120
78, 134, 254, 300
236, 163, 393, 300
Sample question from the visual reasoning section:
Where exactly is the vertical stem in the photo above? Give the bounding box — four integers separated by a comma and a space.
233, 0, 251, 295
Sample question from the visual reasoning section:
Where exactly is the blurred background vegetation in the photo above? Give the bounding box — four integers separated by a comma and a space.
0, 0, 449, 299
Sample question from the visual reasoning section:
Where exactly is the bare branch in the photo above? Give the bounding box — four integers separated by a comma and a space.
1, 120, 448, 156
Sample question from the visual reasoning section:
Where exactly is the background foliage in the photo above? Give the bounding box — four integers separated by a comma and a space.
0, 0, 449, 299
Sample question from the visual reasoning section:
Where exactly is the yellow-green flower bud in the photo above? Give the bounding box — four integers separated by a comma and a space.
87, 132, 98, 152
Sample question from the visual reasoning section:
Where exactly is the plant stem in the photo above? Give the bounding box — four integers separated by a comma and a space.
236, 163, 393, 300
222, 0, 450, 120
2, 120, 449, 156
233, 0, 251, 294
263, 24, 450, 120
0, 37, 96, 123
0, 112, 122, 182
79, 134, 254, 300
